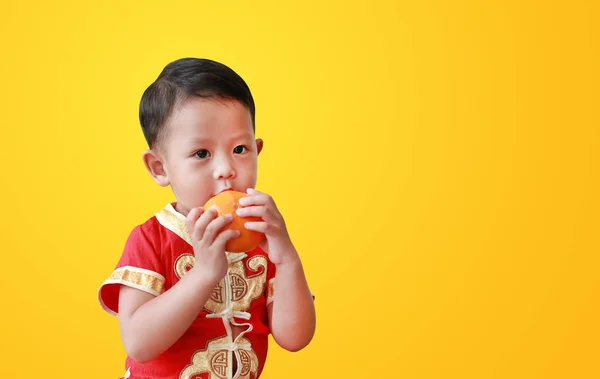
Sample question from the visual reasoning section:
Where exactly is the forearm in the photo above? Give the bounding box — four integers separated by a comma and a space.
119, 268, 217, 362
270, 257, 316, 351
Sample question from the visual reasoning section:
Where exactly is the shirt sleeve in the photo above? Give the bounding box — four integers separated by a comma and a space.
98, 222, 166, 316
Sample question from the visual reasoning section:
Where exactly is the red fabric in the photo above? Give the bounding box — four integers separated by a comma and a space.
99, 211, 276, 379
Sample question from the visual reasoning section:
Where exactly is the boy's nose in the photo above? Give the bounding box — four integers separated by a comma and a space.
213, 158, 236, 180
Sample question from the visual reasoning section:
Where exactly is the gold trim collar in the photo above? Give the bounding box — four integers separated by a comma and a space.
155, 203, 192, 245
154, 203, 247, 261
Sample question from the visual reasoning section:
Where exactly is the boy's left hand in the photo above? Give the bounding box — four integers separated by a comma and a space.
236, 188, 298, 265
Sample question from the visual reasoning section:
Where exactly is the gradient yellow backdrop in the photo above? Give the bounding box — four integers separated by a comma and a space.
1, 1, 598, 378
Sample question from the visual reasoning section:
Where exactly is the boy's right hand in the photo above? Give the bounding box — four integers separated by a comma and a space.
185, 207, 239, 283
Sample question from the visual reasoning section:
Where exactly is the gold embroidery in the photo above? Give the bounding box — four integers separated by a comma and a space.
179, 336, 259, 379
175, 254, 195, 279
211, 351, 228, 378
266, 278, 275, 302
238, 349, 258, 377
229, 274, 248, 301
204, 255, 268, 314
156, 204, 192, 245
106, 267, 164, 295
211, 281, 224, 303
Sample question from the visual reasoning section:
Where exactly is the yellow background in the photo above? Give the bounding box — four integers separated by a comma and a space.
1, 1, 598, 378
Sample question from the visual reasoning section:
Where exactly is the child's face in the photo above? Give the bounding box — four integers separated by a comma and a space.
154, 98, 262, 216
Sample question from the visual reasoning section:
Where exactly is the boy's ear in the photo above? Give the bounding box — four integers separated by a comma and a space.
142, 149, 170, 187
256, 138, 264, 155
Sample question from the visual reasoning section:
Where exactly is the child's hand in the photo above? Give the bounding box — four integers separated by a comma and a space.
185, 207, 239, 282
236, 188, 298, 265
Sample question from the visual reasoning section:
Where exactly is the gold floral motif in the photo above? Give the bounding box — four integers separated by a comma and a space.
210, 282, 224, 303
179, 336, 259, 379
211, 351, 228, 378
229, 274, 248, 301
204, 256, 267, 314
173, 253, 267, 313
238, 349, 258, 377
175, 254, 195, 279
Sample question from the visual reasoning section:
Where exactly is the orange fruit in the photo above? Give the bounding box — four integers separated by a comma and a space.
204, 190, 265, 252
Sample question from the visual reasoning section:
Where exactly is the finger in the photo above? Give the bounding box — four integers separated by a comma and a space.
244, 221, 270, 233
239, 193, 272, 207
186, 207, 204, 236
192, 208, 218, 242
235, 205, 267, 218
246, 188, 261, 195
212, 229, 241, 249
203, 214, 234, 243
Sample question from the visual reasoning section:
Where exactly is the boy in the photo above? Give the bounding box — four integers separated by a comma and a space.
98, 58, 316, 379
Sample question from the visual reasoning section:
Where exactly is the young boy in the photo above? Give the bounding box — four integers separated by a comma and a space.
98, 58, 316, 379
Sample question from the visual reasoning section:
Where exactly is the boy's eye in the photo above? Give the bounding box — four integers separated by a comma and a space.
195, 149, 210, 159
233, 145, 248, 154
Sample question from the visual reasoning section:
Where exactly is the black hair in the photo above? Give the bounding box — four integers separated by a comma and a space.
139, 58, 256, 149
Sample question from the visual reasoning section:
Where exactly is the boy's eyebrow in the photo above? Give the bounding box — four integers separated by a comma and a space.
232, 132, 255, 140
187, 137, 212, 145
186, 133, 254, 146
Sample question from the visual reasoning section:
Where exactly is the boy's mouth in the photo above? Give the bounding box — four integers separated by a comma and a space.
215, 187, 232, 195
